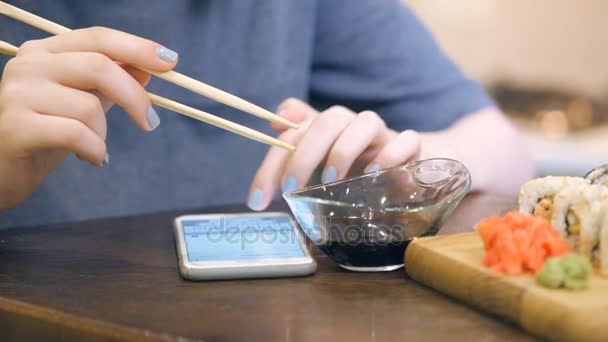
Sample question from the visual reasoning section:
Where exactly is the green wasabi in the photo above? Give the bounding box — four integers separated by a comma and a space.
561, 253, 592, 290
535, 258, 565, 288
535, 253, 592, 290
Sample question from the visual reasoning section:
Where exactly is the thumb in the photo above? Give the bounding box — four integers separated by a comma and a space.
271, 98, 318, 132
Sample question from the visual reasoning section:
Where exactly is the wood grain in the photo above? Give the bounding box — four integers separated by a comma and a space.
405, 232, 608, 342
0, 297, 179, 342
0, 194, 537, 341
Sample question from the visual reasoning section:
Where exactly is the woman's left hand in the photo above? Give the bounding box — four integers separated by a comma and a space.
247, 98, 421, 210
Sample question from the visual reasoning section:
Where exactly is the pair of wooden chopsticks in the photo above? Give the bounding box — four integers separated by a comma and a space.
0, 1, 296, 151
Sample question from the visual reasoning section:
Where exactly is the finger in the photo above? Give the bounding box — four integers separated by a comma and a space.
271, 98, 318, 132
95, 65, 152, 113
122, 64, 152, 87
19, 26, 178, 71
27, 83, 107, 139
247, 118, 315, 211
14, 112, 107, 167
365, 130, 421, 172
90, 89, 114, 113
281, 106, 355, 192
323, 111, 391, 182
41, 52, 158, 131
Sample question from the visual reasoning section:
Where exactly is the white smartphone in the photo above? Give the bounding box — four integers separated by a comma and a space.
173, 212, 316, 280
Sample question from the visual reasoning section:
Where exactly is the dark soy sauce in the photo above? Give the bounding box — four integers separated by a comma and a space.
317, 212, 438, 268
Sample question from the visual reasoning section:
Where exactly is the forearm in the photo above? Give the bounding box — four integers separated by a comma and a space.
418, 108, 535, 196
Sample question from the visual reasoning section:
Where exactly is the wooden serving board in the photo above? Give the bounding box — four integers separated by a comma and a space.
405, 233, 608, 342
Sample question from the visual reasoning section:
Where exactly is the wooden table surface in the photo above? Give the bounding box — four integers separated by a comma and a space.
0, 194, 538, 341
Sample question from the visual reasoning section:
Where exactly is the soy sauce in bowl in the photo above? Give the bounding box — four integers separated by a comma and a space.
284, 158, 471, 272
317, 210, 439, 271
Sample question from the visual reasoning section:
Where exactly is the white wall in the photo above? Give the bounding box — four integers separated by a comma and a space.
404, 0, 608, 176
405, 0, 608, 98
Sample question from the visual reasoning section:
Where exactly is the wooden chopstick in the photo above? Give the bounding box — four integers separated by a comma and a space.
148, 94, 295, 150
0, 40, 17, 56
0, 40, 295, 151
0, 1, 298, 130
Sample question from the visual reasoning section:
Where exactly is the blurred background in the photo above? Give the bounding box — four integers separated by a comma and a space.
405, 0, 607, 177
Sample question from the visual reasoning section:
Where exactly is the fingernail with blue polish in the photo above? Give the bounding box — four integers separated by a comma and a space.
101, 153, 110, 167
248, 188, 264, 211
156, 46, 178, 63
147, 106, 160, 130
365, 164, 381, 174
282, 176, 298, 193
322, 165, 337, 184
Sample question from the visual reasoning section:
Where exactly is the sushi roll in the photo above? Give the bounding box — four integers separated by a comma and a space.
586, 164, 608, 187
519, 176, 590, 221
551, 184, 606, 257
599, 200, 608, 276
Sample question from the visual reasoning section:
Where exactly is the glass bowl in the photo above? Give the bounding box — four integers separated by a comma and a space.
283, 158, 471, 272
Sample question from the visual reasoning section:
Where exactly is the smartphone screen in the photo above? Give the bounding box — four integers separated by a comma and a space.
181, 215, 306, 262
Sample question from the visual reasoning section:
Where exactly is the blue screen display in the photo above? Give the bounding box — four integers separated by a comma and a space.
182, 216, 306, 261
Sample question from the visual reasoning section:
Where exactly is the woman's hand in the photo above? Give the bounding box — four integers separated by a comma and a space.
0, 27, 179, 210
247, 99, 535, 210
247, 98, 421, 210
